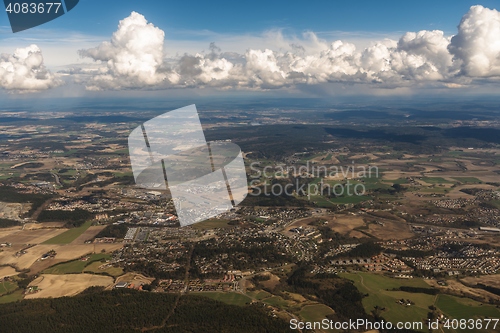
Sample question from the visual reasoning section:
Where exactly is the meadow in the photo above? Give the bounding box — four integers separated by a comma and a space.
42, 221, 93, 244
42, 253, 112, 275
299, 304, 335, 323
341, 272, 437, 326
342, 272, 500, 332
0, 280, 17, 296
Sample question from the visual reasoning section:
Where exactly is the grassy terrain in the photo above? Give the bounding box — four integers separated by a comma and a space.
83, 261, 124, 277
0, 281, 17, 296
330, 195, 372, 204
247, 290, 272, 300
195, 292, 252, 306
385, 178, 409, 185
0, 172, 20, 180
0, 289, 24, 304
58, 169, 78, 176
43, 253, 111, 275
421, 177, 454, 184
451, 177, 482, 184
263, 296, 291, 308
362, 176, 392, 190
341, 272, 430, 291
113, 171, 133, 178
342, 272, 500, 332
258, 172, 381, 207
341, 272, 436, 326
436, 294, 500, 319
113, 149, 129, 155
436, 295, 500, 333
308, 195, 335, 208
42, 220, 93, 244
299, 153, 324, 163
190, 218, 231, 230
310, 177, 323, 185
377, 193, 401, 200
421, 187, 449, 193
486, 200, 500, 209
299, 304, 335, 322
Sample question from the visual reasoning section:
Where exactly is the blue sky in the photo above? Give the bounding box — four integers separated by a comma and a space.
1, 1, 500, 98
3, 0, 499, 37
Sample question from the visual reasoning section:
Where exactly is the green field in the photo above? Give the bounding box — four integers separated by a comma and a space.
42, 253, 111, 274
191, 219, 230, 230
341, 272, 500, 332
0, 172, 20, 180
247, 290, 272, 300
42, 221, 93, 244
422, 187, 449, 193
421, 177, 454, 184
262, 296, 291, 308
58, 169, 78, 176
113, 171, 133, 178
487, 200, 500, 209
341, 272, 436, 327
299, 304, 335, 322
436, 295, 500, 319
385, 178, 409, 185
299, 153, 324, 162
310, 177, 323, 185
196, 292, 251, 306
0, 289, 24, 304
451, 177, 482, 184
0, 281, 17, 296
330, 195, 372, 204
341, 272, 430, 291
113, 149, 129, 155
436, 295, 500, 333
377, 193, 401, 200
308, 195, 335, 208
362, 175, 391, 189
83, 261, 123, 277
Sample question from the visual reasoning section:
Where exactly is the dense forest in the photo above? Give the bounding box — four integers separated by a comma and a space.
333, 242, 383, 259
0, 218, 21, 228
204, 124, 500, 160
0, 288, 293, 333
37, 208, 93, 227
94, 224, 128, 239
286, 266, 369, 322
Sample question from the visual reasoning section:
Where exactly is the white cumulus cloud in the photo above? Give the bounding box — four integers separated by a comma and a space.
0, 44, 61, 92
78, 11, 167, 90
449, 5, 500, 77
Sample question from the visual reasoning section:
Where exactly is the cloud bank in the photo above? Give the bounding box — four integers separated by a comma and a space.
77, 6, 500, 91
3, 5, 500, 92
0, 44, 60, 92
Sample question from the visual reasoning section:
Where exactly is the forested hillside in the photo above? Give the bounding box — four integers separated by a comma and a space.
0, 288, 293, 333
